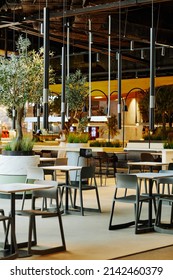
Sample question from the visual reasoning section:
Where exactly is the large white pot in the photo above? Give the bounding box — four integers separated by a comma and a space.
0, 155, 40, 175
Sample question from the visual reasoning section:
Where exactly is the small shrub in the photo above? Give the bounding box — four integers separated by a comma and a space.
67, 132, 89, 143
163, 141, 173, 149
89, 140, 121, 147
3, 137, 35, 152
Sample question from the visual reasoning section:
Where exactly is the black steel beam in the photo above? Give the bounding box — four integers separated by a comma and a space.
49, 0, 172, 19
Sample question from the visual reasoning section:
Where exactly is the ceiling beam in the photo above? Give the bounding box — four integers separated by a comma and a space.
48, 0, 172, 19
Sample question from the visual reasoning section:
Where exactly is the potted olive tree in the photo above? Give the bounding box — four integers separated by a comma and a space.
0, 36, 54, 178
66, 69, 89, 132
65, 70, 90, 178
0, 35, 54, 142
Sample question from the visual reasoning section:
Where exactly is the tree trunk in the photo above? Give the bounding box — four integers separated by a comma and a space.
16, 106, 24, 140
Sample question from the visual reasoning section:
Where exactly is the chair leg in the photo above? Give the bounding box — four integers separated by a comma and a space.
109, 198, 135, 230
134, 202, 143, 234
79, 189, 84, 216
28, 215, 37, 254
2, 217, 18, 259
0, 209, 7, 233
95, 188, 101, 212
21, 191, 26, 210
108, 200, 116, 230
28, 214, 66, 255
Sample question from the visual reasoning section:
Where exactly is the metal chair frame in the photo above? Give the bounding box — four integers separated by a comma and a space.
109, 173, 152, 234
65, 166, 101, 216
16, 182, 66, 255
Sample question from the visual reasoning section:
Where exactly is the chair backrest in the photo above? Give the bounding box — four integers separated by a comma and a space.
54, 158, 68, 166
32, 180, 59, 201
141, 153, 154, 162
79, 148, 92, 158
155, 176, 173, 185
80, 166, 95, 180
32, 180, 60, 209
34, 179, 58, 188
116, 173, 138, 190
168, 162, 173, 170
26, 167, 44, 182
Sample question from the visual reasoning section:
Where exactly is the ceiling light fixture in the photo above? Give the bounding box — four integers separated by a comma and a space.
141, 49, 144, 59
96, 52, 100, 62
161, 46, 165, 56
130, 40, 134, 51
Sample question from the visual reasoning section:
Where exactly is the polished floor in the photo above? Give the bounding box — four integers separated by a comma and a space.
0, 175, 173, 260
117, 245, 173, 260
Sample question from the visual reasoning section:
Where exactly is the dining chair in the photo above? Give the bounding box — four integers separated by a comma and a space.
109, 173, 152, 234
154, 170, 173, 196
0, 210, 17, 260
168, 162, 173, 170
38, 151, 55, 180
65, 166, 101, 216
141, 152, 161, 172
54, 157, 68, 182
16, 180, 66, 255
21, 167, 45, 210
34, 179, 63, 211
93, 152, 118, 186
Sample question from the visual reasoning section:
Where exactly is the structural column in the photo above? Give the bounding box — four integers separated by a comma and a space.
43, 7, 49, 130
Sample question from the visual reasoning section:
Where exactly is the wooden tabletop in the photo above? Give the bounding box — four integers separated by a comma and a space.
134, 172, 173, 179
127, 161, 168, 167
0, 183, 53, 193
39, 157, 57, 162
40, 165, 82, 171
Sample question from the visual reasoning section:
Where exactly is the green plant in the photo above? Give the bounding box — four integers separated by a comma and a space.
163, 141, 173, 149
89, 140, 121, 147
67, 132, 89, 143
3, 137, 35, 152
106, 114, 119, 139
65, 70, 89, 131
0, 35, 55, 140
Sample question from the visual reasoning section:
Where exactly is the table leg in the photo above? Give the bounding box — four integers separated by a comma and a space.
148, 179, 153, 228
10, 193, 16, 254
64, 171, 69, 214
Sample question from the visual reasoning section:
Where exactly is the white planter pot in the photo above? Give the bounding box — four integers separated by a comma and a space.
0, 155, 40, 175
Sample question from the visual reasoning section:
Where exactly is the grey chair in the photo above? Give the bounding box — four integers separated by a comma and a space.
93, 152, 118, 186
141, 153, 161, 172
54, 157, 68, 182
154, 170, 173, 195
65, 166, 101, 216
34, 179, 63, 211
21, 167, 45, 210
109, 173, 152, 234
16, 180, 66, 255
